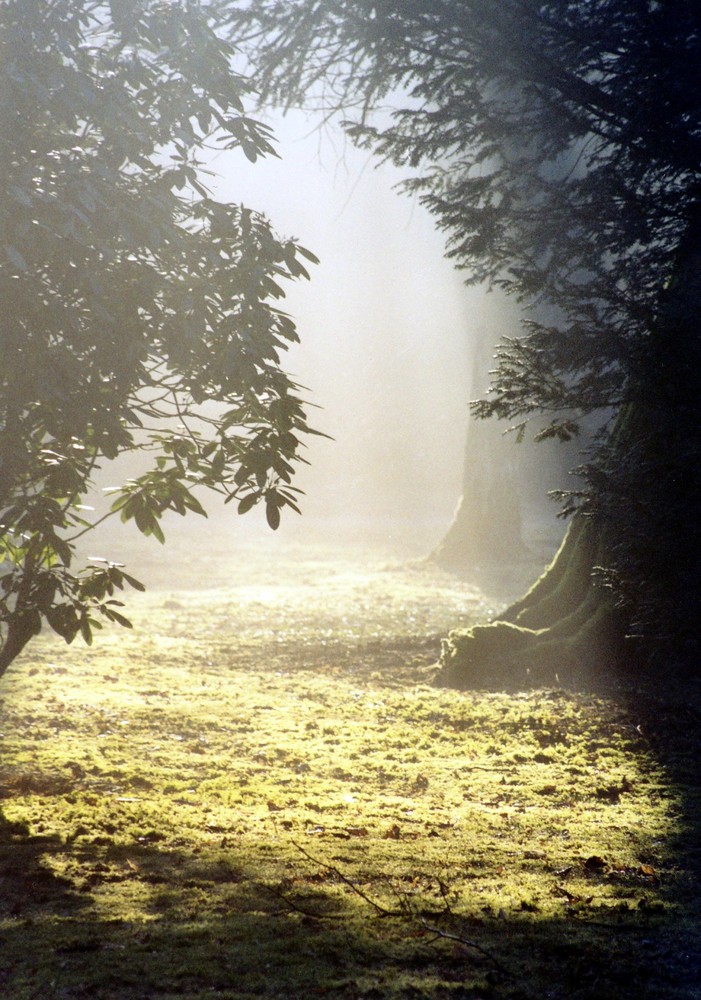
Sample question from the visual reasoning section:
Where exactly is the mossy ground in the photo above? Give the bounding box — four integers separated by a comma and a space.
0, 540, 699, 998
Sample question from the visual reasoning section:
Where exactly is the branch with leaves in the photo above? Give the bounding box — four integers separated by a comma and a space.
0, 0, 323, 675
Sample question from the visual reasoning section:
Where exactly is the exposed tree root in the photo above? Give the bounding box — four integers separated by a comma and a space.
436, 515, 625, 689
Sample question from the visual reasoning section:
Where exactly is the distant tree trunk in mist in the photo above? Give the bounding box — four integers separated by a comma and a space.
431, 324, 572, 571
431, 324, 527, 569
430, 412, 527, 569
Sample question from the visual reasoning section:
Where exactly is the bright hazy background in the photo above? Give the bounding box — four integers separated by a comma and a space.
81, 109, 511, 581
209, 111, 478, 546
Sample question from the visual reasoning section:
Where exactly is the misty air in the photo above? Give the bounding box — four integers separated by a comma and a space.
1, 2, 700, 998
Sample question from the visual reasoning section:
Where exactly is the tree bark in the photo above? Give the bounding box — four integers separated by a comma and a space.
436, 209, 701, 690
436, 514, 624, 689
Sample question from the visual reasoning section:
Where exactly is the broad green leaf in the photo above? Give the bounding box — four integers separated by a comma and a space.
237, 493, 258, 515
265, 494, 281, 530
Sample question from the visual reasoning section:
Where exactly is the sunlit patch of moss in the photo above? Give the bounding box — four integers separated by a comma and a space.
0, 551, 699, 998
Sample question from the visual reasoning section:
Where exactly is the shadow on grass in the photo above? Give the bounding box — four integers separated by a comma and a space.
1, 796, 700, 1000
0, 810, 86, 917
613, 679, 701, 996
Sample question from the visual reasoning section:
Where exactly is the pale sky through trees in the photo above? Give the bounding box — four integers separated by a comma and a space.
77, 104, 503, 575
207, 109, 480, 548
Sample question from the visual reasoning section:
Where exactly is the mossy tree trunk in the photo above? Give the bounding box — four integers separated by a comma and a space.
436, 400, 676, 690
436, 514, 624, 689
437, 212, 701, 691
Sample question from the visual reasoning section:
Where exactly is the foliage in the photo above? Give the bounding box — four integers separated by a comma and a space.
1, 548, 698, 998
226, 0, 701, 655
227, 0, 700, 427
0, 0, 320, 673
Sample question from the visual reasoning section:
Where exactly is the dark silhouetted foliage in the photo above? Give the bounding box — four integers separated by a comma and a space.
229, 0, 701, 672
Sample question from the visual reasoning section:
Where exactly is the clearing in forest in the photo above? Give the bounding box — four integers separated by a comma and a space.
0, 542, 699, 999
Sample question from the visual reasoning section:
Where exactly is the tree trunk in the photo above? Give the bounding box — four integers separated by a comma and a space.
431, 316, 529, 569
430, 296, 588, 572
437, 209, 701, 691
430, 410, 528, 569
0, 553, 43, 679
0, 616, 37, 678
436, 514, 624, 689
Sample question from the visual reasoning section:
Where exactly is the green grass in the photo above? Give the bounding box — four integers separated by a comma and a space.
0, 543, 699, 998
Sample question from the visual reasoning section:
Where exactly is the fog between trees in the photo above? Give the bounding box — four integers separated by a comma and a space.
85, 109, 568, 578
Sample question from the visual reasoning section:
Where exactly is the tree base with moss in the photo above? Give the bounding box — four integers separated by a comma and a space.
435, 515, 626, 689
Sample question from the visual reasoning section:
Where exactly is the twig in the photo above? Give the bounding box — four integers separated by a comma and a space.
290, 841, 509, 978
290, 839, 401, 917
418, 919, 509, 975
258, 880, 338, 921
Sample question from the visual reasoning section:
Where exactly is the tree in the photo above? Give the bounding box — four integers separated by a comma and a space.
0, 0, 321, 677
429, 306, 583, 571
228, 0, 701, 683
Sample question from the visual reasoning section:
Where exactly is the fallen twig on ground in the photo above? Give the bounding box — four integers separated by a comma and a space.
291, 839, 402, 917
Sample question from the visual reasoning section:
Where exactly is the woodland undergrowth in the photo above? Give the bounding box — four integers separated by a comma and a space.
0, 543, 698, 999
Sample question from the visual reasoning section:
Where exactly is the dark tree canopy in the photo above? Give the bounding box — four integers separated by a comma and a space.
0, 0, 319, 674
228, 0, 701, 664
229, 0, 700, 427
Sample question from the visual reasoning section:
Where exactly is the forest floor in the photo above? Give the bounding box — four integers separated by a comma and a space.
0, 538, 699, 999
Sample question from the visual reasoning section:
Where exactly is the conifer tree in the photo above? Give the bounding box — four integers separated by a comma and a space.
229, 0, 701, 681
